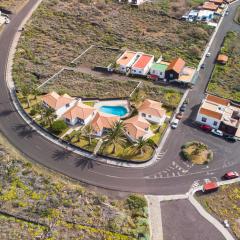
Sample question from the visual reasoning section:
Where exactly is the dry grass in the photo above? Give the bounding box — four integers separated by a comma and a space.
197, 183, 240, 239
0, 0, 28, 12
13, 0, 212, 89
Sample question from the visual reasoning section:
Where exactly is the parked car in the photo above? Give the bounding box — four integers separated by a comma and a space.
206, 52, 211, 57
223, 171, 239, 180
199, 124, 212, 132
171, 119, 179, 129
223, 220, 230, 228
211, 129, 223, 137
183, 98, 189, 105
223, 135, 236, 143
201, 63, 205, 69
180, 104, 187, 112
176, 112, 183, 120
225, 10, 229, 16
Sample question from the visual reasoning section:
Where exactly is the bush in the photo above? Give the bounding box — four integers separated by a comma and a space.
50, 120, 67, 134
126, 194, 147, 210
29, 109, 37, 116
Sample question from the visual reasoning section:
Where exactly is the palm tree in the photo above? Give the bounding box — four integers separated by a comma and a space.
20, 84, 32, 108
75, 128, 84, 143
44, 107, 55, 127
83, 124, 93, 145
103, 121, 127, 154
34, 103, 44, 120
134, 137, 155, 156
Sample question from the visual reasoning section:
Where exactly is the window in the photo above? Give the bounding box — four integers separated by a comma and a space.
213, 121, 218, 126
152, 70, 155, 74
142, 113, 146, 117
148, 115, 151, 118
66, 103, 70, 107
202, 117, 207, 122
170, 74, 173, 78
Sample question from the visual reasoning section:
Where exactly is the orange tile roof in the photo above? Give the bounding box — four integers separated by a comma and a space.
42, 91, 74, 110
133, 54, 153, 69
199, 108, 222, 120
91, 112, 120, 133
124, 115, 150, 140
138, 99, 166, 118
117, 51, 137, 66
167, 58, 186, 74
63, 102, 95, 120
217, 54, 228, 63
206, 94, 230, 106
202, 2, 218, 11
209, 0, 223, 4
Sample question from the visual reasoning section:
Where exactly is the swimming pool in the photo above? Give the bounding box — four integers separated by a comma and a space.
99, 105, 128, 117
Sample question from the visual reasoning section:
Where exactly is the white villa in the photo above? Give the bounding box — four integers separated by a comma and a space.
116, 50, 138, 74
124, 115, 152, 141
63, 101, 95, 126
131, 54, 154, 76
196, 94, 240, 137
138, 99, 167, 125
41, 91, 76, 117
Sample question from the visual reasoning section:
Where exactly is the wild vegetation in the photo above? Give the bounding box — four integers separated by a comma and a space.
197, 183, 240, 239
0, 132, 149, 239
0, 0, 27, 12
207, 31, 240, 102
13, 0, 212, 91
234, 6, 240, 24
181, 141, 213, 164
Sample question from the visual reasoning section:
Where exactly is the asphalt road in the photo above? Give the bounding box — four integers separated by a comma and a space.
0, 0, 240, 195
161, 200, 226, 240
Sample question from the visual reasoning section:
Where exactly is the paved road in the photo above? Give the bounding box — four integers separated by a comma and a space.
0, 0, 240, 194
161, 200, 226, 240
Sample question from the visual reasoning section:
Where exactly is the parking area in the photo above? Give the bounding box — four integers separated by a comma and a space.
161, 199, 226, 240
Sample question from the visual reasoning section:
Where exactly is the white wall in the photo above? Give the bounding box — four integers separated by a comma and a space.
131, 58, 154, 76
56, 100, 77, 118
149, 68, 165, 78
65, 112, 95, 126
139, 111, 166, 125
196, 113, 221, 129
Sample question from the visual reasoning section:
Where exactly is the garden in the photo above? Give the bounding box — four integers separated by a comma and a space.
207, 31, 240, 102
197, 183, 240, 239
181, 141, 213, 165
0, 132, 149, 239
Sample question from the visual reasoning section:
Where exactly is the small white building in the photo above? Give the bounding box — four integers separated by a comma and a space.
119, 0, 146, 5
63, 101, 95, 126
197, 10, 214, 22
41, 91, 76, 117
138, 99, 166, 125
131, 54, 154, 76
116, 50, 138, 74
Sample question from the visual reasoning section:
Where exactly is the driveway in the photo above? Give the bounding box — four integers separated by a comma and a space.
161, 200, 226, 240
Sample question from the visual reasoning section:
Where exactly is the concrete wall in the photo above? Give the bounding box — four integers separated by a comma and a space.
196, 113, 221, 128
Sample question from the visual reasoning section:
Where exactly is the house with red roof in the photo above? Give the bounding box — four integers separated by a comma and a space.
138, 99, 167, 125
116, 50, 138, 73
165, 58, 186, 81
63, 101, 96, 126
131, 53, 154, 76
91, 112, 120, 137
41, 91, 76, 117
124, 115, 153, 141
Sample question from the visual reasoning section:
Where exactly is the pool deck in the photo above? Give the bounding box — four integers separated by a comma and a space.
94, 100, 130, 118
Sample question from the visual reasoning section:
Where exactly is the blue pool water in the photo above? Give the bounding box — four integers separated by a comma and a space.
99, 105, 128, 117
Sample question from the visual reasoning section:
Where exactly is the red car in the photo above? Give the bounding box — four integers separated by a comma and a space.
199, 125, 212, 132
176, 112, 183, 120
223, 171, 239, 180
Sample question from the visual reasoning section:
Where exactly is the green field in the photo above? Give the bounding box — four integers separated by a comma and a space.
207, 31, 240, 102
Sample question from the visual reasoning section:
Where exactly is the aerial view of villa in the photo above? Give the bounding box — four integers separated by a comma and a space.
0, 0, 240, 239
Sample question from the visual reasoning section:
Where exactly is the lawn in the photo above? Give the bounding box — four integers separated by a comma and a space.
12, 0, 212, 90
0, 131, 149, 239
197, 183, 240, 239
207, 31, 240, 102
40, 70, 139, 99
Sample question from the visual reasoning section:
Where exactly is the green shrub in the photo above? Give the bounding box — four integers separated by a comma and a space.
29, 109, 37, 116
126, 195, 147, 210
50, 120, 67, 134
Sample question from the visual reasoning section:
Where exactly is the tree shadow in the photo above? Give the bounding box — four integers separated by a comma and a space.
52, 149, 72, 161
0, 109, 14, 117
74, 156, 94, 170
12, 123, 35, 139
